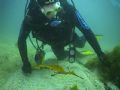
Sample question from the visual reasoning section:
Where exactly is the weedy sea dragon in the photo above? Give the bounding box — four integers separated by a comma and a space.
32, 64, 83, 79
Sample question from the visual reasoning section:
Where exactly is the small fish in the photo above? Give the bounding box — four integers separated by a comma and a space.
80, 50, 95, 55
95, 34, 104, 41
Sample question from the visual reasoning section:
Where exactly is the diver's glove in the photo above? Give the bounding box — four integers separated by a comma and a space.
98, 52, 110, 67
22, 61, 32, 74
49, 19, 62, 27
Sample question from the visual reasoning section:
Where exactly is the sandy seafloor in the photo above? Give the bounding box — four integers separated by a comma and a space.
0, 0, 120, 89
0, 41, 119, 90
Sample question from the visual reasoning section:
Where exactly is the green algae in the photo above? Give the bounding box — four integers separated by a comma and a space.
70, 85, 79, 90
32, 64, 83, 79
84, 45, 120, 88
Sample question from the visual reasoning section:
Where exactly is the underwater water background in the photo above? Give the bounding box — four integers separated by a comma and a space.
0, 0, 120, 51
0, 0, 120, 90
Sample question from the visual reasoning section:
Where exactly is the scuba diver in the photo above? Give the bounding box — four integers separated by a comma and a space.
18, 0, 106, 74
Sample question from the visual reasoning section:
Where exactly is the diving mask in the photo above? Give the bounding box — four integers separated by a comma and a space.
40, 2, 62, 19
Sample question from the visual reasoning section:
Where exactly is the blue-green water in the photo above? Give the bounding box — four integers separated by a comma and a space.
0, 0, 120, 89
0, 0, 120, 50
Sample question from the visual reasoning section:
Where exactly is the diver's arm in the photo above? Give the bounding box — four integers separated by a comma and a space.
17, 0, 35, 65
18, 20, 30, 64
71, 9, 105, 61
63, 3, 105, 61
18, 16, 31, 69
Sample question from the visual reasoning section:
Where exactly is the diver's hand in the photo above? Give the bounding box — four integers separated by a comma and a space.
98, 52, 106, 62
22, 62, 32, 74
98, 52, 110, 67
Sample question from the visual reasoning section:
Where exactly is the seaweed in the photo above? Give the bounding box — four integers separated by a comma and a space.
105, 45, 120, 87
32, 64, 65, 73
84, 45, 120, 88
32, 64, 83, 79
70, 85, 79, 90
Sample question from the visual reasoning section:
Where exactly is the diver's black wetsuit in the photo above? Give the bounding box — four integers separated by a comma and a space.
18, 1, 104, 73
